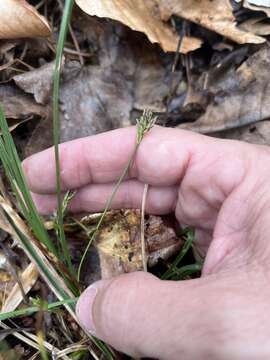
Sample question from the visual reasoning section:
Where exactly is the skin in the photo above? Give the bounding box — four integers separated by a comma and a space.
23, 126, 270, 360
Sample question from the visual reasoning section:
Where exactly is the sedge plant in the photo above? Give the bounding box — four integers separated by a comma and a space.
0, 0, 180, 358
0, 0, 114, 357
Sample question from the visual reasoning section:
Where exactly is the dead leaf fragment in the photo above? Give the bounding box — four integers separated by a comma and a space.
2, 263, 38, 313
0, 0, 51, 39
239, 16, 270, 36
216, 120, 270, 145
240, 0, 270, 17
0, 84, 48, 119
180, 46, 270, 133
159, 0, 265, 44
75, 0, 202, 53
95, 210, 182, 279
14, 61, 55, 105
59, 63, 133, 141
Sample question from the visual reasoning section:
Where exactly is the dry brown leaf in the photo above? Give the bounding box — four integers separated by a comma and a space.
75, 0, 202, 53
239, 16, 270, 36
59, 63, 133, 142
94, 210, 182, 279
0, 0, 51, 39
0, 270, 14, 309
14, 61, 55, 105
240, 0, 270, 17
216, 120, 270, 145
180, 46, 270, 133
0, 84, 48, 120
2, 263, 38, 313
158, 0, 265, 44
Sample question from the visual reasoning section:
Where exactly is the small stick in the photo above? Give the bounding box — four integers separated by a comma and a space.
141, 184, 148, 272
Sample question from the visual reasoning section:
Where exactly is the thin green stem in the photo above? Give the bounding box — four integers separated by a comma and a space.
77, 145, 138, 281
0, 298, 78, 322
0, 106, 57, 256
53, 0, 74, 273
77, 110, 157, 281
161, 228, 195, 280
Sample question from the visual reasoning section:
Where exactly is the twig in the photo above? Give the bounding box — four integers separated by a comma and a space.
141, 184, 148, 272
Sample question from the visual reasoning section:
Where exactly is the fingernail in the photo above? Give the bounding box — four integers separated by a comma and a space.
76, 284, 98, 334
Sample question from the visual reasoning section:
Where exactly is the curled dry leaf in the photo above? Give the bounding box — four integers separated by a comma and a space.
94, 210, 182, 279
239, 0, 270, 17
75, 0, 202, 53
0, 0, 51, 39
76, 0, 265, 52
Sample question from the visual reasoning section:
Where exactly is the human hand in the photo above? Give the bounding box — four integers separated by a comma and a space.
23, 126, 270, 359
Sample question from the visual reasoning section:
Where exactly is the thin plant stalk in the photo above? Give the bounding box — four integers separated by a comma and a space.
53, 2, 115, 357
161, 228, 202, 280
0, 106, 57, 256
53, 0, 74, 273
141, 184, 148, 272
77, 110, 157, 281
37, 332, 49, 360
0, 298, 78, 322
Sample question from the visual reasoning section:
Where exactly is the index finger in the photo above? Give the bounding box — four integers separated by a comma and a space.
22, 126, 220, 194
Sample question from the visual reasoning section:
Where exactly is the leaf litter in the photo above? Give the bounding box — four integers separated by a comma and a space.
0, 0, 270, 359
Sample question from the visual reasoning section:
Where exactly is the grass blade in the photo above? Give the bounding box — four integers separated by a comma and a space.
53, 0, 74, 273
0, 298, 78, 322
0, 106, 57, 256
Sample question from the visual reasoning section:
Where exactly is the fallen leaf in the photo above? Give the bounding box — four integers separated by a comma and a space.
24, 115, 53, 157
14, 61, 55, 105
240, 0, 270, 17
59, 63, 133, 142
180, 46, 270, 133
75, 0, 202, 53
239, 16, 270, 36
0, 0, 51, 39
248, 0, 270, 5
158, 0, 265, 44
0, 84, 48, 119
216, 120, 270, 145
2, 263, 38, 313
0, 269, 14, 309
90, 210, 182, 279
23, 22, 183, 153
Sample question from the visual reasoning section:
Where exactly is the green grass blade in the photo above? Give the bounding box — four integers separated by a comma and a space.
53, 0, 74, 273
0, 298, 78, 322
161, 228, 195, 280
169, 263, 202, 280
0, 106, 57, 256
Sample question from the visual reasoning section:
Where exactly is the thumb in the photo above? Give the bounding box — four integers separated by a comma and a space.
76, 271, 224, 359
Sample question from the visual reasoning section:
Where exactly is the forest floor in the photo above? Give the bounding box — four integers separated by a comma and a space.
1, 1, 270, 359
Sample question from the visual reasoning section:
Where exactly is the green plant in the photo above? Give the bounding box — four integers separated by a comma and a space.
53, 0, 75, 274
161, 228, 202, 281
0, 0, 114, 356
77, 110, 157, 281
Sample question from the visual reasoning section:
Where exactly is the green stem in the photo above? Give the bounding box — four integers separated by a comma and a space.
77, 110, 157, 281
0, 298, 78, 322
77, 145, 139, 281
53, 0, 74, 274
